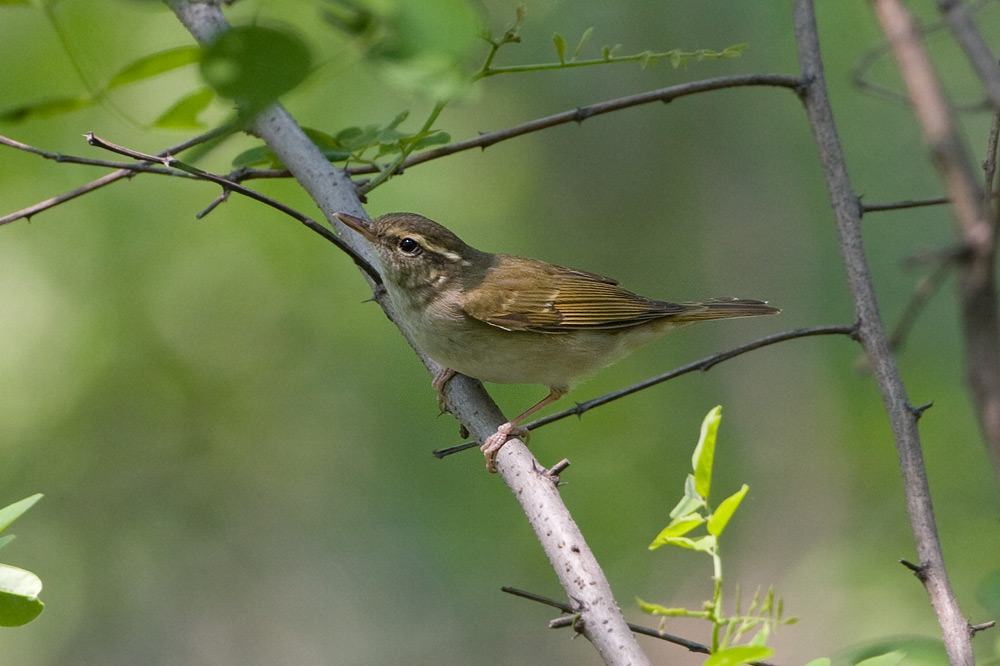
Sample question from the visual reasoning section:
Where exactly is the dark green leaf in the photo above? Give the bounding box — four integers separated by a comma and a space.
0, 564, 43, 627
153, 87, 214, 129
409, 130, 450, 151
976, 569, 1000, 618
199, 25, 312, 109
231, 145, 282, 169
106, 46, 201, 90
0, 97, 92, 123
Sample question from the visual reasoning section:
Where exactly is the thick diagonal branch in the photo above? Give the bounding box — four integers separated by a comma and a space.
166, 2, 650, 665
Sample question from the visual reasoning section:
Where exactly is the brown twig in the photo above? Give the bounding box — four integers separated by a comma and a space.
797, 2, 976, 664
80, 132, 380, 283
873, 0, 1000, 487
500, 587, 781, 666
433, 324, 857, 459
935, 0, 1000, 112
0, 125, 235, 226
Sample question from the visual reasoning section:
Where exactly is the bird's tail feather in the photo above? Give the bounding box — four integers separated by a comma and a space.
674, 298, 780, 322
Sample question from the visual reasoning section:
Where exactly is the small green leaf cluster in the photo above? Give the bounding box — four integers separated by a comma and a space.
0, 494, 44, 628
231, 112, 449, 171
639, 406, 794, 666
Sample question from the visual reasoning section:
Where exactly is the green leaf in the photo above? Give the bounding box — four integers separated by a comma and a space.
571, 27, 594, 60
152, 87, 214, 129
409, 130, 450, 151
856, 651, 907, 666
693, 406, 722, 499
553, 33, 567, 64
106, 46, 201, 90
231, 145, 279, 169
649, 515, 705, 549
975, 569, 1000, 618
669, 493, 705, 520
652, 534, 715, 553
708, 484, 749, 537
199, 25, 312, 109
802, 659, 831, 666
0, 564, 44, 627
0, 96, 92, 123
0, 536, 13, 551
703, 646, 774, 666
0, 494, 42, 534
636, 597, 690, 616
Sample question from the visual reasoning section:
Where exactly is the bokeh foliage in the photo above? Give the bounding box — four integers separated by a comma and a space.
1, 1, 999, 665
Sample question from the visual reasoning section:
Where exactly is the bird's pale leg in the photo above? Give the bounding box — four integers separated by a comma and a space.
431, 367, 456, 414
482, 387, 567, 473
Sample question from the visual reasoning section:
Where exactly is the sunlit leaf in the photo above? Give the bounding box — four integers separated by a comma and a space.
649, 515, 705, 549
200, 25, 312, 109
0, 96, 92, 123
106, 46, 201, 89
651, 534, 715, 553
0, 564, 43, 627
553, 32, 567, 64
703, 645, 774, 666
0, 494, 42, 534
153, 87, 214, 129
636, 597, 689, 616
707, 484, 748, 537
669, 493, 705, 520
693, 406, 721, 499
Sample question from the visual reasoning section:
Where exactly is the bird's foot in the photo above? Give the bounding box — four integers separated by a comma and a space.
431, 368, 456, 414
481, 421, 529, 473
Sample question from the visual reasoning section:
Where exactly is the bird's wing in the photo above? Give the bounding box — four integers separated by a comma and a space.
460, 257, 686, 333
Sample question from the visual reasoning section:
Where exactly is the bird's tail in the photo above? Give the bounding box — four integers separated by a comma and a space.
674, 297, 780, 322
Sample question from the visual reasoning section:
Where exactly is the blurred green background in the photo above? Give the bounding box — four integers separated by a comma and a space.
2, 0, 999, 664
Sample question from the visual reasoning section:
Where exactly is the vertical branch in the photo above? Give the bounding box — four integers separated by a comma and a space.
792, 3, 976, 666
881, 0, 1000, 484
166, 2, 650, 665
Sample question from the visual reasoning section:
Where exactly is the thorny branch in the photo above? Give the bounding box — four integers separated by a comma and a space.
798, 2, 977, 665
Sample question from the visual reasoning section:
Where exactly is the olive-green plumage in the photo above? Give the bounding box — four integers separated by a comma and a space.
336, 211, 779, 471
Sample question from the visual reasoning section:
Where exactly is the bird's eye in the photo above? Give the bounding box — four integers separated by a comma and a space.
398, 237, 422, 255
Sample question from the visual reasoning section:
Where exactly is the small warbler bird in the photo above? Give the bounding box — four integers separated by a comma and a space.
336, 212, 779, 472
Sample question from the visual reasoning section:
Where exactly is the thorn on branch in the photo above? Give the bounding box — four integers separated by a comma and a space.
899, 558, 929, 581
908, 401, 934, 419
546, 458, 571, 479
970, 620, 996, 636
548, 613, 580, 630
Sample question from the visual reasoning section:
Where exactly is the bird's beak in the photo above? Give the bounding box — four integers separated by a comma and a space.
335, 212, 376, 241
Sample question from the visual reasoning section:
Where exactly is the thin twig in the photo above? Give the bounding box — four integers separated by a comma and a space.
935, 0, 1000, 112
346, 74, 804, 176
82, 132, 380, 283
0, 124, 235, 225
433, 324, 856, 458
500, 587, 781, 666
